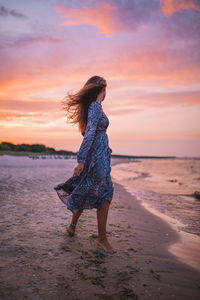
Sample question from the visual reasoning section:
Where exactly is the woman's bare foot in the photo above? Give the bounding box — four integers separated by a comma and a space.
95, 237, 116, 253
67, 223, 76, 236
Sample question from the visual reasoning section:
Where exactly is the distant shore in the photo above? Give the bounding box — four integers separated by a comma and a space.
0, 150, 178, 159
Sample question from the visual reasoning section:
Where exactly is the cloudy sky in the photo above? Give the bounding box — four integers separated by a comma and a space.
0, 0, 200, 157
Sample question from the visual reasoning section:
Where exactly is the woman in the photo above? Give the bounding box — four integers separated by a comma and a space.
54, 75, 115, 253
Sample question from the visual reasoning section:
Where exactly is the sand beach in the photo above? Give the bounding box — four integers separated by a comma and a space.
0, 155, 199, 299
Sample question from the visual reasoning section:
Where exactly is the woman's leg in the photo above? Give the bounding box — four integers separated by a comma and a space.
71, 209, 83, 225
67, 209, 83, 235
96, 200, 115, 252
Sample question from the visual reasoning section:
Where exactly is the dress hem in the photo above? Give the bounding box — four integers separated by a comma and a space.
54, 186, 112, 213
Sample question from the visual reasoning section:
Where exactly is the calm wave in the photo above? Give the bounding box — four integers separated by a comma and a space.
111, 158, 200, 237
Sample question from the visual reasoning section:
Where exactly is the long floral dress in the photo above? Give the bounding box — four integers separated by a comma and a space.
54, 100, 114, 214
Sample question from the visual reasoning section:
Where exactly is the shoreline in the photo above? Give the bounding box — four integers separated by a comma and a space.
109, 180, 200, 299
111, 157, 200, 272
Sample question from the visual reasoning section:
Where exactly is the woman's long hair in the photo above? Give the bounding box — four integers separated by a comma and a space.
61, 75, 107, 133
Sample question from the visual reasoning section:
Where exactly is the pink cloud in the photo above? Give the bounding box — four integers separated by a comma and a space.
161, 0, 200, 15
54, 3, 122, 35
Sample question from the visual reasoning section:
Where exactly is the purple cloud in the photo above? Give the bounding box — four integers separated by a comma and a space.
0, 5, 27, 19
0, 33, 63, 49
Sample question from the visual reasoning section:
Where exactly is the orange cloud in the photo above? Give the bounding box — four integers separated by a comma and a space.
161, 0, 200, 15
1, 47, 199, 108
0, 110, 55, 123
54, 3, 121, 35
105, 46, 200, 88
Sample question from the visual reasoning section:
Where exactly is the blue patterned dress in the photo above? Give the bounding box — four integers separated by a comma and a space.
54, 100, 114, 214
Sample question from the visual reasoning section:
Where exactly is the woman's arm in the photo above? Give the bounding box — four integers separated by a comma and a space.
77, 101, 102, 163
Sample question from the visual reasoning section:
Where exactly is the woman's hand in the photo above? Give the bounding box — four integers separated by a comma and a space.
109, 147, 112, 154
74, 162, 84, 176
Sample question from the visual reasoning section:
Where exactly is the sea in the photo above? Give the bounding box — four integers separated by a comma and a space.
111, 157, 200, 237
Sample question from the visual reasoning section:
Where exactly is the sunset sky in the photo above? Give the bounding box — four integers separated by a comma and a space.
0, 0, 200, 157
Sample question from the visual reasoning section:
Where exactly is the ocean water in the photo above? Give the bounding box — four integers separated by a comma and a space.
111, 158, 200, 237
0, 155, 77, 212
0, 154, 121, 209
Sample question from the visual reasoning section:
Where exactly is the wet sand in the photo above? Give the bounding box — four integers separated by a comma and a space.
0, 157, 200, 299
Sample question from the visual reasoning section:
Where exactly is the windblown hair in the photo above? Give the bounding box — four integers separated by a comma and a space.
61, 75, 107, 133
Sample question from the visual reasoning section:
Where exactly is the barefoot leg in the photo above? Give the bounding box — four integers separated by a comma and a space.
72, 209, 83, 225
96, 200, 115, 252
67, 209, 83, 235
97, 200, 109, 239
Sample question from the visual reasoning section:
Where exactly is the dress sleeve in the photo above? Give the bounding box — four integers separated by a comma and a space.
77, 101, 102, 163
